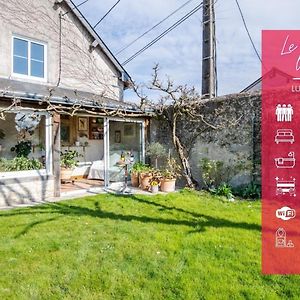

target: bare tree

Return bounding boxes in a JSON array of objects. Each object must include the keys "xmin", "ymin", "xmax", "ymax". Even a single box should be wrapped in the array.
[{"xmin": 136, "ymin": 64, "xmax": 242, "ymax": 189}]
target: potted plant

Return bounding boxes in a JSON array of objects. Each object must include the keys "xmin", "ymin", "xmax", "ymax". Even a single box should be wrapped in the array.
[
  {"xmin": 150, "ymin": 180, "xmax": 159, "ymax": 194},
  {"xmin": 130, "ymin": 162, "xmax": 144, "ymax": 187},
  {"xmin": 149, "ymin": 170, "xmax": 162, "ymax": 193},
  {"xmin": 0, "ymin": 129, "xmax": 5, "ymax": 152},
  {"xmin": 160, "ymin": 158, "xmax": 181, "ymax": 193},
  {"xmin": 3, "ymin": 157, "xmax": 42, "ymax": 172},
  {"xmin": 60, "ymin": 150, "xmax": 80, "ymax": 182},
  {"xmin": 146, "ymin": 142, "xmax": 167, "ymax": 169},
  {"xmin": 139, "ymin": 165, "xmax": 153, "ymax": 190}
]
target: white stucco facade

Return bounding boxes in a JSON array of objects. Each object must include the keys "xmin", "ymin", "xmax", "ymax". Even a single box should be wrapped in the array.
[
  {"xmin": 0, "ymin": 0, "xmax": 126, "ymax": 101},
  {"xmin": 0, "ymin": 0, "xmax": 139, "ymax": 207}
]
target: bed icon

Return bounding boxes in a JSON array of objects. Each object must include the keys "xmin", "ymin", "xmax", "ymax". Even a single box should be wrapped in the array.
[{"xmin": 275, "ymin": 129, "xmax": 294, "ymax": 144}]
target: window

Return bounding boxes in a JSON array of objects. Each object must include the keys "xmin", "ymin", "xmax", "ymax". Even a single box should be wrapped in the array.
[
  {"xmin": 0, "ymin": 111, "xmax": 52, "ymax": 178},
  {"xmin": 12, "ymin": 37, "xmax": 46, "ymax": 80}
]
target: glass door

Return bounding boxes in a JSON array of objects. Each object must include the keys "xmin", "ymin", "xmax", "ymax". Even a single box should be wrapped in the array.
[{"xmin": 104, "ymin": 119, "xmax": 144, "ymax": 186}]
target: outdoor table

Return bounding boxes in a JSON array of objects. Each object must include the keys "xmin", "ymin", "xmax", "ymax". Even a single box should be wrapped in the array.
[{"xmin": 116, "ymin": 158, "xmax": 134, "ymax": 194}]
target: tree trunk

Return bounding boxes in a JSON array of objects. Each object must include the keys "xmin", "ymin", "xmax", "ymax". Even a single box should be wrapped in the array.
[
  {"xmin": 171, "ymin": 116, "xmax": 196, "ymax": 189},
  {"xmin": 174, "ymin": 135, "xmax": 195, "ymax": 188}
]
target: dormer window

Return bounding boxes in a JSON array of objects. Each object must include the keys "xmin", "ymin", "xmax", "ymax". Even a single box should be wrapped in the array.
[{"xmin": 12, "ymin": 36, "xmax": 47, "ymax": 80}]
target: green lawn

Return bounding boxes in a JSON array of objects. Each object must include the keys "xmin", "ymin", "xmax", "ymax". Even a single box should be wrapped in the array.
[{"xmin": 0, "ymin": 190, "xmax": 299, "ymax": 299}]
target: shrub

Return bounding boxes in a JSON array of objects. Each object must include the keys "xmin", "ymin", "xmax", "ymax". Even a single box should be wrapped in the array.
[
  {"xmin": 0, "ymin": 157, "xmax": 42, "ymax": 171},
  {"xmin": 210, "ymin": 183, "xmax": 234, "ymax": 199},
  {"xmin": 200, "ymin": 158, "xmax": 225, "ymax": 189},
  {"xmin": 60, "ymin": 150, "xmax": 80, "ymax": 169},
  {"xmin": 232, "ymin": 183, "xmax": 261, "ymax": 199},
  {"xmin": 0, "ymin": 159, "xmax": 5, "ymax": 172},
  {"xmin": 199, "ymin": 157, "xmax": 250, "ymax": 189},
  {"xmin": 161, "ymin": 158, "xmax": 181, "ymax": 180},
  {"xmin": 131, "ymin": 162, "xmax": 151, "ymax": 174},
  {"xmin": 11, "ymin": 141, "xmax": 32, "ymax": 158}
]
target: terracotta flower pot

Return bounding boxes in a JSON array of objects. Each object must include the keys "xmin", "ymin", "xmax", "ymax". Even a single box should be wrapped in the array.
[
  {"xmin": 61, "ymin": 168, "xmax": 74, "ymax": 182},
  {"xmin": 131, "ymin": 172, "xmax": 139, "ymax": 187},
  {"xmin": 139, "ymin": 173, "xmax": 152, "ymax": 190},
  {"xmin": 160, "ymin": 178, "xmax": 176, "ymax": 192}
]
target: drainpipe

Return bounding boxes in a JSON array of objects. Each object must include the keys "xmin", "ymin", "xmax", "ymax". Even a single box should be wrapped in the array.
[
  {"xmin": 251, "ymin": 110, "xmax": 256, "ymax": 184},
  {"xmin": 103, "ymin": 117, "xmax": 110, "ymax": 188}
]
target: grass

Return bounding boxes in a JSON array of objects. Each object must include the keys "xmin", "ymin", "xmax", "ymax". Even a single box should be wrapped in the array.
[{"xmin": 0, "ymin": 189, "xmax": 299, "ymax": 299}]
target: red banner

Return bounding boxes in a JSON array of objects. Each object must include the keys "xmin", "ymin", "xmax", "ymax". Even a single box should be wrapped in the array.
[{"xmin": 262, "ymin": 30, "xmax": 300, "ymax": 274}]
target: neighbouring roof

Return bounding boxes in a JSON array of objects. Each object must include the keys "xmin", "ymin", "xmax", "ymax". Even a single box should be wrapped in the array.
[
  {"xmin": 59, "ymin": 0, "xmax": 131, "ymax": 85},
  {"xmin": 241, "ymin": 68, "xmax": 294, "ymax": 93},
  {"xmin": 0, "ymin": 78, "xmax": 147, "ymax": 115}
]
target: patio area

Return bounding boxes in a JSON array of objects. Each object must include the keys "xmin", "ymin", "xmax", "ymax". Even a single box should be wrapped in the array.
[{"xmin": 61, "ymin": 178, "xmax": 105, "ymax": 194}]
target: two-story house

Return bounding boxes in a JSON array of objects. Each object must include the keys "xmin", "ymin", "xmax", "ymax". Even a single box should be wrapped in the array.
[{"xmin": 0, "ymin": 0, "xmax": 148, "ymax": 206}]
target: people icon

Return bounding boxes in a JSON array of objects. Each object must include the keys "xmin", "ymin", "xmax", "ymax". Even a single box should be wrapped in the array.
[
  {"xmin": 276, "ymin": 104, "xmax": 293, "ymax": 122},
  {"xmin": 276, "ymin": 104, "xmax": 281, "ymax": 121},
  {"xmin": 287, "ymin": 104, "xmax": 293, "ymax": 121}
]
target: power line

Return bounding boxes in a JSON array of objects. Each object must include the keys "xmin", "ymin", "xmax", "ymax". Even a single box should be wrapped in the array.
[
  {"xmin": 62, "ymin": 0, "xmax": 89, "ymax": 16},
  {"xmin": 116, "ymin": 0, "xmax": 195, "ymax": 55},
  {"xmin": 122, "ymin": 3, "xmax": 203, "ymax": 66},
  {"xmin": 234, "ymin": 0, "xmax": 262, "ymax": 63},
  {"xmin": 94, "ymin": 0, "xmax": 121, "ymax": 29}
]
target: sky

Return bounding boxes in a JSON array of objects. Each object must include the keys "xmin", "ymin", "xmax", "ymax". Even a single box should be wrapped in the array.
[{"xmin": 72, "ymin": 0, "xmax": 300, "ymax": 101}]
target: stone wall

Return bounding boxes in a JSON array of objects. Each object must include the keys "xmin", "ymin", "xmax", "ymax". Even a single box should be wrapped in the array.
[{"xmin": 150, "ymin": 91, "xmax": 261, "ymax": 188}]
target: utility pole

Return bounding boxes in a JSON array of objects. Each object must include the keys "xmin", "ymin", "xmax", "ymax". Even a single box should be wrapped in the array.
[{"xmin": 202, "ymin": 0, "xmax": 216, "ymax": 98}]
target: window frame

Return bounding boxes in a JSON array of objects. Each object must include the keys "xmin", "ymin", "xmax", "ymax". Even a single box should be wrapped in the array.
[
  {"xmin": 0, "ymin": 110, "xmax": 53, "ymax": 179},
  {"xmin": 11, "ymin": 35, "xmax": 47, "ymax": 82}
]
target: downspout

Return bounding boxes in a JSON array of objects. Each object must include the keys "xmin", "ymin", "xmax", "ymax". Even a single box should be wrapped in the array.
[
  {"xmin": 57, "ymin": 11, "xmax": 62, "ymax": 87},
  {"xmin": 251, "ymin": 110, "xmax": 256, "ymax": 184}
]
